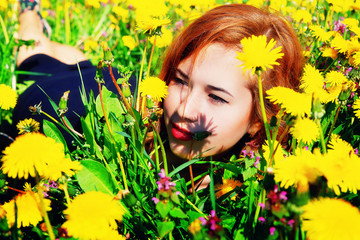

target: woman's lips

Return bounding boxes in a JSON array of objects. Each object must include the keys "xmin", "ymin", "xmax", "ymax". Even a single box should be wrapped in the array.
[{"xmin": 171, "ymin": 123, "xmax": 193, "ymax": 141}]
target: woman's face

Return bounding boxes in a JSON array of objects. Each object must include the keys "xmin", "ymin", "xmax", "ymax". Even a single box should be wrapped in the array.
[{"xmin": 163, "ymin": 44, "xmax": 255, "ymax": 159}]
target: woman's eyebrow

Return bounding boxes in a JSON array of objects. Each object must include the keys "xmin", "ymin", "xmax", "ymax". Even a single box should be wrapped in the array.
[
  {"xmin": 175, "ymin": 69, "xmax": 189, "ymax": 80},
  {"xmin": 207, "ymin": 85, "xmax": 234, "ymax": 98}
]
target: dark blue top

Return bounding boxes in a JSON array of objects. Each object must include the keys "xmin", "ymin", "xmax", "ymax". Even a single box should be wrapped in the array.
[{"xmin": 1, "ymin": 54, "xmax": 136, "ymax": 150}]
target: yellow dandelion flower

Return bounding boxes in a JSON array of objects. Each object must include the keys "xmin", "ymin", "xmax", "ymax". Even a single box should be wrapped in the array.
[
  {"xmin": 309, "ymin": 25, "xmax": 335, "ymax": 42},
  {"xmin": 320, "ymin": 135, "xmax": 360, "ymax": 195},
  {"xmin": 122, "ymin": 36, "xmax": 137, "ymax": 50},
  {"xmin": 0, "ymin": 0, "xmax": 7, "ymax": 10},
  {"xmin": 325, "ymin": 71, "xmax": 348, "ymax": 87},
  {"xmin": 0, "ymin": 84, "xmax": 17, "ymax": 110},
  {"xmin": 149, "ymin": 28, "xmax": 173, "ymax": 48},
  {"xmin": 23, "ymin": 182, "xmax": 32, "ymax": 191},
  {"xmin": 269, "ymin": 0, "xmax": 286, "ymax": 12},
  {"xmin": 322, "ymin": 47, "xmax": 337, "ymax": 59},
  {"xmin": 109, "ymin": 14, "xmax": 118, "ymax": 24},
  {"xmin": 112, "ymin": 5, "xmax": 128, "ymax": 19},
  {"xmin": 343, "ymin": 18, "xmax": 360, "ymax": 36},
  {"xmin": 300, "ymin": 64, "xmax": 324, "ymax": 94},
  {"xmin": 261, "ymin": 139, "xmax": 284, "ymax": 164},
  {"xmin": 328, "ymin": 0, "xmax": 353, "ymax": 12},
  {"xmin": 214, "ymin": 178, "xmax": 242, "ymax": 200},
  {"xmin": 331, "ymin": 33, "xmax": 351, "ymax": 54},
  {"xmin": 62, "ymin": 191, "xmax": 125, "ymax": 240},
  {"xmin": 2, "ymin": 191, "xmax": 51, "ymax": 228},
  {"xmin": 1, "ymin": 133, "xmax": 81, "ymax": 180},
  {"xmin": 292, "ymin": 9, "xmax": 312, "ymax": 24},
  {"xmin": 16, "ymin": 118, "xmax": 40, "ymax": 134},
  {"xmin": 353, "ymin": 99, "xmax": 360, "ymax": 119},
  {"xmin": 302, "ymin": 198, "xmax": 360, "ymax": 240},
  {"xmin": 353, "ymin": 50, "xmax": 360, "ymax": 66},
  {"xmin": 136, "ymin": 15, "xmax": 170, "ymax": 33},
  {"xmin": 139, "ymin": 76, "xmax": 168, "ymax": 101},
  {"xmin": 41, "ymin": 0, "xmax": 51, "ymax": 8},
  {"xmin": 266, "ymin": 86, "xmax": 312, "ymax": 117},
  {"xmin": 274, "ymin": 149, "xmax": 321, "ymax": 190},
  {"xmin": 245, "ymin": 0, "xmax": 264, "ymax": 8},
  {"xmin": 349, "ymin": 37, "xmax": 360, "ymax": 54},
  {"xmin": 237, "ymin": 35, "xmax": 284, "ymax": 75},
  {"xmin": 131, "ymin": 0, "xmax": 169, "ymax": 19},
  {"xmin": 85, "ymin": 0, "xmax": 101, "ymax": 8},
  {"xmin": 0, "ymin": 206, "xmax": 5, "ymax": 219},
  {"xmin": 189, "ymin": 219, "xmax": 202, "ymax": 235},
  {"xmin": 290, "ymin": 118, "xmax": 319, "ymax": 145},
  {"xmin": 84, "ymin": 39, "xmax": 98, "ymax": 52}
]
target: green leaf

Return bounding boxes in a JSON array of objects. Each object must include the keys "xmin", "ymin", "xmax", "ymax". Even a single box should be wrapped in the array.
[
  {"xmin": 42, "ymin": 119, "xmax": 68, "ymax": 151},
  {"xmin": 187, "ymin": 211, "xmax": 204, "ymax": 222},
  {"xmin": 157, "ymin": 221, "xmax": 175, "ymax": 238},
  {"xmin": 81, "ymin": 117, "xmax": 96, "ymax": 154},
  {"xmin": 76, "ymin": 159, "xmax": 116, "ymax": 196},
  {"xmin": 242, "ymin": 167, "xmax": 257, "ymax": 181},
  {"xmin": 169, "ymin": 208, "xmax": 188, "ymax": 219},
  {"xmin": 156, "ymin": 201, "xmax": 173, "ymax": 218},
  {"xmin": 95, "ymin": 85, "xmax": 125, "ymax": 119}
]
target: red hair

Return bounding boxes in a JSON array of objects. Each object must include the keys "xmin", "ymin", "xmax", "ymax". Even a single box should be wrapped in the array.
[{"xmin": 159, "ymin": 4, "xmax": 304, "ymax": 148}]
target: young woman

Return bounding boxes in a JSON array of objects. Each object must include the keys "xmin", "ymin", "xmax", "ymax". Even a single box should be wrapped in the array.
[{"xmin": 158, "ymin": 4, "xmax": 303, "ymax": 180}]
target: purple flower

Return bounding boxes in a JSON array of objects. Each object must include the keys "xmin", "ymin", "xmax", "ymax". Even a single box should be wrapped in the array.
[
  {"xmin": 258, "ymin": 202, "xmax": 265, "ymax": 209},
  {"xmin": 333, "ymin": 17, "xmax": 346, "ymax": 34},
  {"xmin": 254, "ymin": 157, "xmax": 260, "ymax": 168},
  {"xmin": 270, "ymin": 226, "xmax": 276, "ymax": 235},
  {"xmin": 279, "ymin": 191, "xmax": 287, "ymax": 201},
  {"xmin": 175, "ymin": 20, "xmax": 184, "ymax": 30},
  {"xmin": 159, "ymin": 169, "xmax": 166, "ymax": 178},
  {"xmin": 152, "ymin": 197, "xmax": 159, "ymax": 204},
  {"xmin": 287, "ymin": 219, "xmax": 295, "ymax": 228},
  {"xmin": 258, "ymin": 217, "xmax": 266, "ymax": 223},
  {"xmin": 199, "ymin": 217, "xmax": 207, "ymax": 225}
]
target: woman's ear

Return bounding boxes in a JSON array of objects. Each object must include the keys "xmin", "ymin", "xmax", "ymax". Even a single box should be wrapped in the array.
[{"xmin": 248, "ymin": 121, "xmax": 262, "ymax": 137}]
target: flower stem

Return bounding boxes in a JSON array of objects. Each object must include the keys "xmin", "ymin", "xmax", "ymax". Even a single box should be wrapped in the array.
[
  {"xmin": 325, "ymin": 104, "xmax": 341, "ymax": 146},
  {"xmin": 317, "ymin": 120, "xmax": 327, "ymax": 154},
  {"xmin": 98, "ymin": 83, "xmax": 128, "ymax": 190},
  {"xmin": 64, "ymin": 0, "xmax": 71, "ymax": 44},
  {"xmin": 35, "ymin": 173, "xmax": 55, "ymax": 240},
  {"xmin": 0, "ymin": 14, "xmax": 9, "ymax": 44},
  {"xmin": 147, "ymin": 35, "xmax": 156, "ymax": 75},
  {"xmin": 151, "ymin": 121, "xmax": 167, "ymax": 174},
  {"xmin": 63, "ymin": 180, "xmax": 71, "ymax": 205},
  {"xmin": 136, "ymin": 38, "xmax": 148, "ymax": 111},
  {"xmin": 188, "ymin": 142, "xmax": 196, "ymax": 199},
  {"xmin": 178, "ymin": 192, "xmax": 206, "ymax": 219},
  {"xmin": 61, "ymin": 115, "xmax": 84, "ymax": 138},
  {"xmin": 108, "ymin": 65, "xmax": 140, "ymax": 132},
  {"xmin": 257, "ymin": 74, "xmax": 272, "ymax": 152}
]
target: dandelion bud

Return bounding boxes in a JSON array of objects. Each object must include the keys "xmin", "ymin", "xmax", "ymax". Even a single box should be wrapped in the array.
[
  {"xmin": 123, "ymin": 192, "xmax": 137, "ymax": 207},
  {"xmin": 102, "ymin": 42, "xmax": 114, "ymax": 65},
  {"xmin": 339, "ymin": 89, "xmax": 351, "ymax": 101},
  {"xmin": 146, "ymin": 96, "xmax": 154, "ymax": 109},
  {"xmin": 29, "ymin": 102, "xmax": 42, "ymax": 115},
  {"xmin": 312, "ymin": 99, "xmax": 325, "ymax": 119},
  {"xmin": 58, "ymin": 91, "xmax": 70, "ymax": 115},
  {"xmin": 121, "ymin": 82, "xmax": 132, "ymax": 98},
  {"xmin": 95, "ymin": 61, "xmax": 104, "ymax": 83}
]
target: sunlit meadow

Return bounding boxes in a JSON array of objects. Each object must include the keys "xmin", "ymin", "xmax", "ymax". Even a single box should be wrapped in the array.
[{"xmin": 1, "ymin": 0, "xmax": 360, "ymax": 239}]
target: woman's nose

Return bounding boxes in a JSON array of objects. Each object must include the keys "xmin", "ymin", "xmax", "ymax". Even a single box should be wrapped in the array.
[{"xmin": 179, "ymin": 90, "xmax": 201, "ymax": 122}]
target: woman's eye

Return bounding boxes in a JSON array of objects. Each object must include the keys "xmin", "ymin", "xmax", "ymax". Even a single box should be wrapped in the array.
[
  {"xmin": 209, "ymin": 94, "xmax": 228, "ymax": 104},
  {"xmin": 174, "ymin": 77, "xmax": 188, "ymax": 85},
  {"xmin": 173, "ymin": 77, "xmax": 188, "ymax": 86}
]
